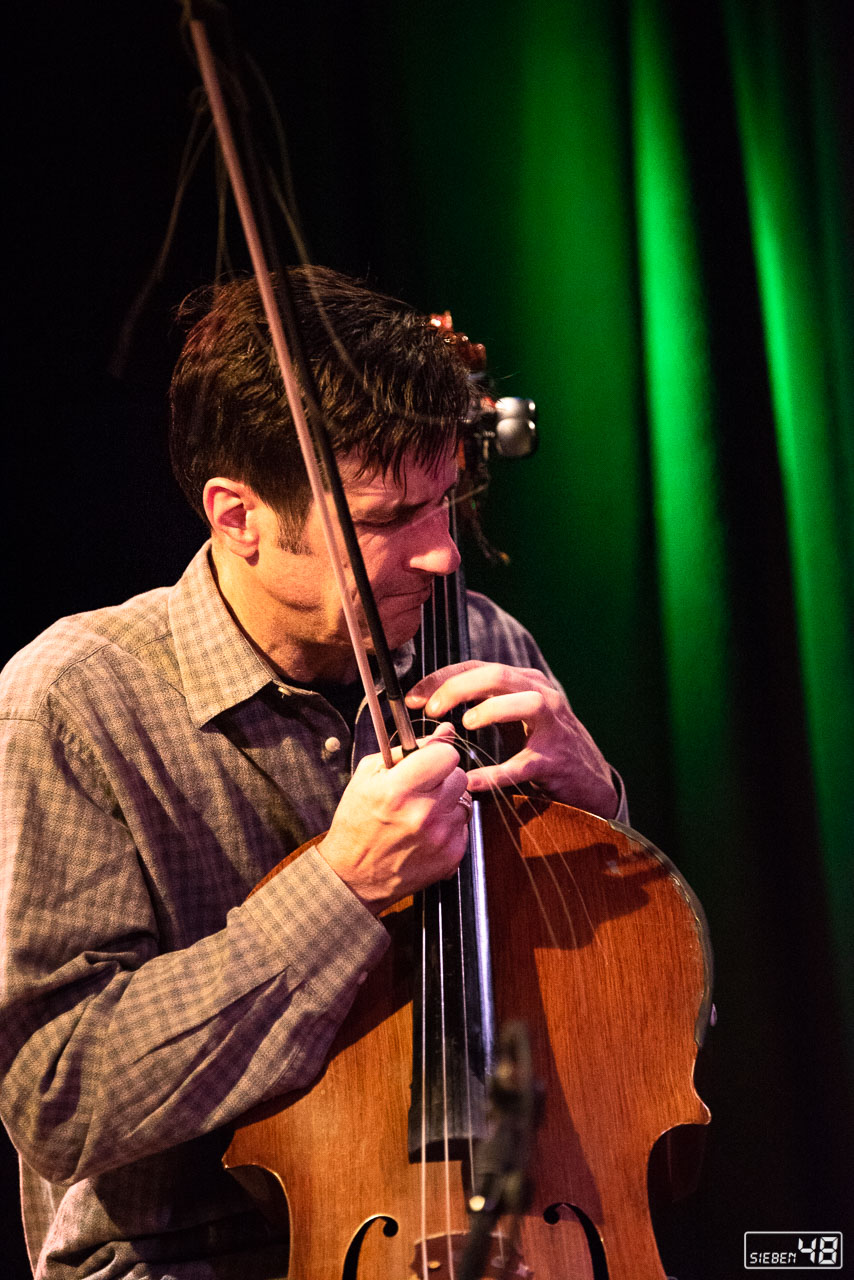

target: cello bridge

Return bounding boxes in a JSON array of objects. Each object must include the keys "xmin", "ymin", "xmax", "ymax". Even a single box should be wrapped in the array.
[{"xmin": 410, "ymin": 1232, "xmax": 532, "ymax": 1278}]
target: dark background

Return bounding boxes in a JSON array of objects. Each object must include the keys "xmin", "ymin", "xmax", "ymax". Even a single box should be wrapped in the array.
[{"xmin": 5, "ymin": 4, "xmax": 852, "ymax": 1278}]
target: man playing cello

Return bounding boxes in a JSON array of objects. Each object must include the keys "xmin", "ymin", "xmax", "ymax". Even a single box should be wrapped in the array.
[{"xmin": 0, "ymin": 267, "xmax": 624, "ymax": 1279}]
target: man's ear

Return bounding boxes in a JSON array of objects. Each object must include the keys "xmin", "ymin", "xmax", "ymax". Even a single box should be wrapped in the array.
[{"xmin": 203, "ymin": 478, "xmax": 261, "ymax": 559}]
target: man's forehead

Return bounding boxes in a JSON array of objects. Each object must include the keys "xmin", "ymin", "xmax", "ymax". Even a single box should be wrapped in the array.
[{"xmin": 339, "ymin": 448, "xmax": 458, "ymax": 504}]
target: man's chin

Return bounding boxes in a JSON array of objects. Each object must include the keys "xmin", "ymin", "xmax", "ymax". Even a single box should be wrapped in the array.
[{"xmin": 378, "ymin": 601, "xmax": 426, "ymax": 650}]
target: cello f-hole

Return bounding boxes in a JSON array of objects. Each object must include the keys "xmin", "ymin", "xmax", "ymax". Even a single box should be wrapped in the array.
[
  {"xmin": 342, "ymin": 1214, "xmax": 399, "ymax": 1279},
  {"xmin": 543, "ymin": 1202, "xmax": 608, "ymax": 1279}
]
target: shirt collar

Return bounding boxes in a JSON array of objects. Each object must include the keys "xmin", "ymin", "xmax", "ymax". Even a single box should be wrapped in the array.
[
  {"xmin": 169, "ymin": 543, "xmax": 417, "ymax": 727},
  {"xmin": 169, "ymin": 543, "xmax": 274, "ymax": 727}
]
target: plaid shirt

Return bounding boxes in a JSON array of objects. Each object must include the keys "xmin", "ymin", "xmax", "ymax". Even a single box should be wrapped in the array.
[{"xmin": 0, "ymin": 544, "xmax": 624, "ymax": 1279}]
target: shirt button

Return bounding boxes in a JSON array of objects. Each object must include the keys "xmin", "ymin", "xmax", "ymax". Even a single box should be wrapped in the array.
[{"xmin": 324, "ymin": 736, "xmax": 342, "ymax": 754}]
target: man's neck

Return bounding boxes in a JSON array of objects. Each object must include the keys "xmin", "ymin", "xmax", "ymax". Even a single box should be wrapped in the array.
[{"xmin": 208, "ymin": 544, "xmax": 359, "ymax": 684}]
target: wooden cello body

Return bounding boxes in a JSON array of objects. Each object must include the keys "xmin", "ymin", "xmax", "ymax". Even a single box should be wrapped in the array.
[{"xmin": 225, "ymin": 796, "xmax": 712, "ymax": 1279}]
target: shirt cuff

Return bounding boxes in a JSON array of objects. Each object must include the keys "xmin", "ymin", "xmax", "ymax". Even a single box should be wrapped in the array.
[{"xmin": 243, "ymin": 845, "xmax": 390, "ymax": 993}]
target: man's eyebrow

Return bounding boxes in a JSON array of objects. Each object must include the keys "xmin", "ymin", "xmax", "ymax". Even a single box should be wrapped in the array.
[{"xmin": 353, "ymin": 484, "xmax": 455, "ymax": 518}]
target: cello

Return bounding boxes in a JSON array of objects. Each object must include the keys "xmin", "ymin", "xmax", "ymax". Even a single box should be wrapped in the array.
[
  {"xmin": 222, "ymin": 398, "xmax": 713, "ymax": 1280},
  {"xmin": 188, "ymin": 11, "xmax": 713, "ymax": 1276}
]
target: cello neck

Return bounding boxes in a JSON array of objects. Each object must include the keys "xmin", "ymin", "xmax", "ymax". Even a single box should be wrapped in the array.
[{"xmin": 407, "ymin": 501, "xmax": 497, "ymax": 1160}]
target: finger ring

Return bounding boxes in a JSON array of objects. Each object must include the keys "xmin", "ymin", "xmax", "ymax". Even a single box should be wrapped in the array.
[{"xmin": 457, "ymin": 793, "xmax": 473, "ymax": 816}]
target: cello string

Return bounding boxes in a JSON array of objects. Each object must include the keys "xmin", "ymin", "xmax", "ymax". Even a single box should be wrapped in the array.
[
  {"xmin": 430, "ymin": 573, "xmax": 457, "ymax": 1277},
  {"xmin": 417, "ymin": 607, "xmax": 430, "ymax": 1280},
  {"xmin": 431, "ymin": 718, "xmax": 606, "ymax": 957},
  {"xmin": 403, "ymin": 498, "xmax": 607, "ymax": 957},
  {"xmin": 418, "ymin": 570, "xmax": 473, "ymax": 1275},
  {"xmin": 397, "ymin": 516, "xmax": 607, "ymax": 965},
  {"xmin": 470, "ymin": 753, "xmax": 600, "ymax": 958},
  {"xmin": 440, "ymin": 565, "xmax": 481, "ymax": 1192},
  {"xmin": 456, "ymin": 866, "xmax": 478, "ymax": 1195},
  {"xmin": 415, "ymin": 723, "xmax": 566, "ymax": 950},
  {"xmin": 444, "ymin": 730, "xmax": 615, "ymax": 993},
  {"xmin": 498, "ymin": 789, "xmax": 606, "ymax": 959},
  {"xmin": 419, "ymin": 890, "xmax": 429, "ymax": 1280},
  {"xmin": 435, "ymin": 554, "xmax": 488, "ymax": 1270},
  {"xmin": 436, "ymin": 899, "xmax": 457, "ymax": 1279},
  {"xmin": 407, "ymin": 693, "xmax": 609, "ymax": 995}
]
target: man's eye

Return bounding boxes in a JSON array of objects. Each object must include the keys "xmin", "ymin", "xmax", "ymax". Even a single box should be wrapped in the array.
[{"xmin": 356, "ymin": 514, "xmax": 399, "ymax": 529}]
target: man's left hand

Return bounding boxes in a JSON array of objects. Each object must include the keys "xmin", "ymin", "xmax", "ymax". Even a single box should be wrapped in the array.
[{"xmin": 406, "ymin": 661, "xmax": 619, "ymax": 819}]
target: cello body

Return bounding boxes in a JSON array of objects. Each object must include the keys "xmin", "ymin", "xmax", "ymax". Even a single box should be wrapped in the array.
[{"xmin": 225, "ymin": 796, "xmax": 712, "ymax": 1279}]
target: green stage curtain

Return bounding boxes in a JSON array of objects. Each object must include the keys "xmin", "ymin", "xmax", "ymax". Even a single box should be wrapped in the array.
[{"xmin": 343, "ymin": 0, "xmax": 852, "ymax": 1256}]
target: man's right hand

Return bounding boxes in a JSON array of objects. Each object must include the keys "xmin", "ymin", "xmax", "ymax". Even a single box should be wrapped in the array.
[{"xmin": 316, "ymin": 724, "xmax": 471, "ymax": 914}]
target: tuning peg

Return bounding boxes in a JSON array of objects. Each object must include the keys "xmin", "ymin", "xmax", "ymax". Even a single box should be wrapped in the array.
[{"xmin": 493, "ymin": 398, "xmax": 538, "ymax": 459}]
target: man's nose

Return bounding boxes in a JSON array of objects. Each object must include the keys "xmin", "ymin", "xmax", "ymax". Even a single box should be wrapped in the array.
[{"xmin": 408, "ymin": 515, "xmax": 461, "ymax": 577}]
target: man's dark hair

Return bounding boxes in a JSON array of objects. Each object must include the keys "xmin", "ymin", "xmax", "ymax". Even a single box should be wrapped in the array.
[{"xmin": 169, "ymin": 266, "xmax": 474, "ymax": 543}]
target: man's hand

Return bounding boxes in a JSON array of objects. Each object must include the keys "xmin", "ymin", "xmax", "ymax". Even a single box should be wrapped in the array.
[
  {"xmin": 317, "ymin": 725, "xmax": 471, "ymax": 914},
  {"xmin": 406, "ymin": 661, "xmax": 618, "ymax": 819}
]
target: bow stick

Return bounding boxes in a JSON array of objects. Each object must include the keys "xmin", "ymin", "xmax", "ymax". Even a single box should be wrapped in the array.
[{"xmin": 188, "ymin": 8, "xmax": 417, "ymax": 767}]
